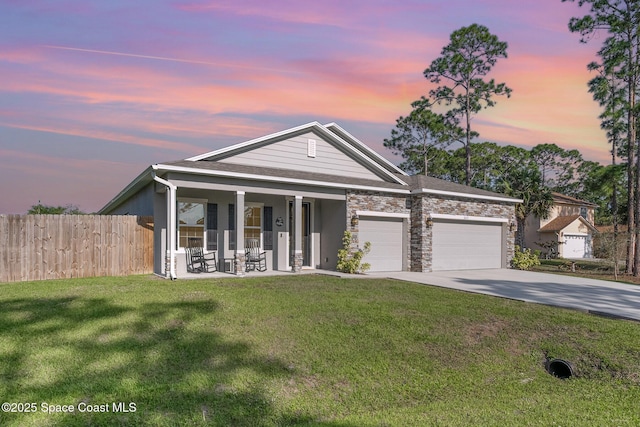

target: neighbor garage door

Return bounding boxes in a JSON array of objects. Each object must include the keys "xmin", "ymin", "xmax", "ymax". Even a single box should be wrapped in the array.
[
  {"xmin": 358, "ymin": 217, "xmax": 404, "ymax": 272},
  {"xmin": 432, "ymin": 220, "xmax": 503, "ymax": 271},
  {"xmin": 563, "ymin": 234, "xmax": 587, "ymax": 258}
]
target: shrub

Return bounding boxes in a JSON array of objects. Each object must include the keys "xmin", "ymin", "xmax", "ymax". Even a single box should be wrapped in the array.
[
  {"xmin": 337, "ymin": 231, "xmax": 371, "ymax": 274},
  {"xmin": 511, "ymin": 245, "xmax": 541, "ymax": 270}
]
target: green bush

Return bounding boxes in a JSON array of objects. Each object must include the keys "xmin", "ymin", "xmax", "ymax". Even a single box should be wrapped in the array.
[
  {"xmin": 511, "ymin": 245, "xmax": 541, "ymax": 270},
  {"xmin": 337, "ymin": 231, "xmax": 371, "ymax": 274}
]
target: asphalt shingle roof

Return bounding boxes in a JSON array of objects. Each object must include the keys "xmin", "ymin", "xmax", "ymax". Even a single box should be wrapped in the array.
[
  {"xmin": 403, "ymin": 174, "xmax": 520, "ymax": 200},
  {"xmin": 162, "ymin": 160, "xmax": 409, "ymax": 190},
  {"xmin": 538, "ymin": 215, "xmax": 582, "ymax": 232},
  {"xmin": 552, "ymin": 192, "xmax": 598, "ymax": 207},
  {"xmin": 161, "ymin": 160, "xmax": 520, "ymax": 202}
]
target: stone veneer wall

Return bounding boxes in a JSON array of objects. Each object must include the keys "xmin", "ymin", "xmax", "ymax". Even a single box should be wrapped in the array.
[
  {"xmin": 412, "ymin": 194, "xmax": 517, "ymax": 271},
  {"xmin": 346, "ymin": 190, "xmax": 411, "ymax": 270}
]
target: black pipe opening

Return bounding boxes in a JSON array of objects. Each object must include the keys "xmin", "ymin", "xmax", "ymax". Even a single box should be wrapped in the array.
[{"xmin": 546, "ymin": 358, "xmax": 574, "ymax": 379}]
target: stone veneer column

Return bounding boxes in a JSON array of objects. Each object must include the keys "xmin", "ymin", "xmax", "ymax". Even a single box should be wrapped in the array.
[
  {"xmin": 410, "ymin": 195, "xmax": 430, "ymax": 272},
  {"xmin": 165, "ymin": 251, "xmax": 177, "ymax": 278}
]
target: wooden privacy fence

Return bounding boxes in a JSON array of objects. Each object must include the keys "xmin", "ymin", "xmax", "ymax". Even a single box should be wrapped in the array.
[{"xmin": 0, "ymin": 215, "xmax": 154, "ymax": 283}]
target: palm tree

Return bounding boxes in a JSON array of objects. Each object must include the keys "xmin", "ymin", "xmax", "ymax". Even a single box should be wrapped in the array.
[{"xmin": 501, "ymin": 168, "xmax": 553, "ymax": 249}]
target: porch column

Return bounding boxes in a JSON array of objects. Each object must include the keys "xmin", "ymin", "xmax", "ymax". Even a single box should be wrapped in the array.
[
  {"xmin": 292, "ymin": 195, "xmax": 303, "ymax": 272},
  {"xmin": 235, "ymin": 191, "xmax": 246, "ymax": 276}
]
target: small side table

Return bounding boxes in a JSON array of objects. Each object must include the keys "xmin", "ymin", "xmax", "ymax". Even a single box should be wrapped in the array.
[{"xmin": 222, "ymin": 258, "xmax": 235, "ymax": 273}]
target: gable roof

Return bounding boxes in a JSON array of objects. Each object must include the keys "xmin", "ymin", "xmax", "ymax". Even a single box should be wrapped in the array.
[
  {"xmin": 539, "ymin": 215, "xmax": 597, "ymax": 232},
  {"xmin": 185, "ymin": 121, "xmax": 407, "ymax": 185},
  {"xmin": 552, "ymin": 192, "xmax": 598, "ymax": 207},
  {"xmin": 98, "ymin": 122, "xmax": 522, "ymax": 213}
]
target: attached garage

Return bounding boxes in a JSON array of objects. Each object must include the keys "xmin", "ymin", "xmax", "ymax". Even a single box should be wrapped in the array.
[
  {"xmin": 358, "ymin": 214, "xmax": 407, "ymax": 272},
  {"xmin": 431, "ymin": 217, "xmax": 505, "ymax": 271}
]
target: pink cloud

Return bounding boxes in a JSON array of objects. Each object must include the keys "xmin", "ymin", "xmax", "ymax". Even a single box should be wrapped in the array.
[
  {"xmin": 1, "ymin": 28, "xmax": 609, "ymax": 165},
  {"xmin": 0, "ymin": 122, "xmax": 205, "ymax": 154},
  {"xmin": 176, "ymin": 0, "xmax": 358, "ymax": 28}
]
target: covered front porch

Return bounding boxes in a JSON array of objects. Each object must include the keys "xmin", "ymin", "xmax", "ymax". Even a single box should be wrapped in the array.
[{"xmin": 154, "ymin": 174, "xmax": 347, "ymax": 278}]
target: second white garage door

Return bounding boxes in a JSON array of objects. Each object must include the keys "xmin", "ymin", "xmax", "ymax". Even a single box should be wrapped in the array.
[
  {"xmin": 359, "ymin": 217, "xmax": 404, "ymax": 272},
  {"xmin": 432, "ymin": 220, "xmax": 503, "ymax": 271}
]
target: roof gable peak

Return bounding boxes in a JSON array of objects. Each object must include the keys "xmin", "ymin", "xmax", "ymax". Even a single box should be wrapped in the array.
[{"xmin": 186, "ymin": 122, "xmax": 407, "ymax": 185}]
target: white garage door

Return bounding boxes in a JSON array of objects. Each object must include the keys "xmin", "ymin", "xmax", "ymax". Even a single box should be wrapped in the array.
[
  {"xmin": 359, "ymin": 217, "xmax": 404, "ymax": 272},
  {"xmin": 432, "ymin": 220, "xmax": 503, "ymax": 271},
  {"xmin": 563, "ymin": 234, "xmax": 587, "ymax": 258}
]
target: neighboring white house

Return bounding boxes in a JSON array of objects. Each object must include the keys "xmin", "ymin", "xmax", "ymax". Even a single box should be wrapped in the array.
[
  {"xmin": 100, "ymin": 122, "xmax": 521, "ymax": 278},
  {"xmin": 524, "ymin": 192, "xmax": 598, "ymax": 259}
]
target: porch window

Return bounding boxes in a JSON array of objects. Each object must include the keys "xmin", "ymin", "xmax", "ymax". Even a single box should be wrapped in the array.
[
  {"xmin": 244, "ymin": 205, "xmax": 262, "ymax": 244},
  {"xmin": 178, "ymin": 201, "xmax": 205, "ymax": 248}
]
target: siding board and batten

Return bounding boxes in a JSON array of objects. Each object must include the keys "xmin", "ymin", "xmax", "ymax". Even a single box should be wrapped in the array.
[
  {"xmin": 218, "ymin": 132, "xmax": 383, "ymax": 181},
  {"xmin": 0, "ymin": 215, "xmax": 153, "ymax": 283}
]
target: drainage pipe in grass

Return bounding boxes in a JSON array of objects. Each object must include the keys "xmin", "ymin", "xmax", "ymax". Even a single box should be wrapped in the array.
[
  {"xmin": 545, "ymin": 358, "xmax": 574, "ymax": 379},
  {"xmin": 152, "ymin": 170, "xmax": 177, "ymax": 280}
]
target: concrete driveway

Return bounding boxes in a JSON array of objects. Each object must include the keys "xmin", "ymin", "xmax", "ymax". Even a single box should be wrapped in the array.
[{"xmin": 371, "ymin": 269, "xmax": 640, "ymax": 321}]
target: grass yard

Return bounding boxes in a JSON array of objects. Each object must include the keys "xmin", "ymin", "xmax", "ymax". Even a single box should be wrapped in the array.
[
  {"xmin": 534, "ymin": 259, "xmax": 640, "ymax": 285},
  {"xmin": 0, "ymin": 274, "xmax": 639, "ymax": 426}
]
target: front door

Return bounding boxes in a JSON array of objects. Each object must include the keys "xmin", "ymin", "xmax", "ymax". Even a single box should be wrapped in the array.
[{"xmin": 289, "ymin": 201, "xmax": 311, "ymax": 267}]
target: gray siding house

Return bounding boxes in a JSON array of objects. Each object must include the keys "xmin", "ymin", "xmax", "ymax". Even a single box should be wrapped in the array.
[{"xmin": 100, "ymin": 122, "xmax": 521, "ymax": 278}]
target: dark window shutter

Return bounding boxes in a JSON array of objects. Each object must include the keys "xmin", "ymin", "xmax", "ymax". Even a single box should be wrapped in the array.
[
  {"xmin": 228, "ymin": 204, "xmax": 235, "ymax": 230},
  {"xmin": 264, "ymin": 206, "xmax": 273, "ymax": 250},
  {"xmin": 207, "ymin": 203, "xmax": 217, "ymax": 251},
  {"xmin": 228, "ymin": 204, "xmax": 235, "ymax": 250}
]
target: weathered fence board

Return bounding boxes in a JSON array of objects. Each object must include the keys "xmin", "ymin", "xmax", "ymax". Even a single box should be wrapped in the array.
[{"xmin": 0, "ymin": 215, "xmax": 154, "ymax": 283}]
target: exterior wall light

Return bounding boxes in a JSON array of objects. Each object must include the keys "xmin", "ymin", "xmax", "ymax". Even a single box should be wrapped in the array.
[
  {"xmin": 509, "ymin": 222, "xmax": 517, "ymax": 232},
  {"xmin": 426, "ymin": 217, "xmax": 434, "ymax": 228},
  {"xmin": 351, "ymin": 215, "xmax": 359, "ymax": 226}
]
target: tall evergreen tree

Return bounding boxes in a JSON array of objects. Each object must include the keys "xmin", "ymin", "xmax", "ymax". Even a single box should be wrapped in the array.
[
  {"xmin": 530, "ymin": 143, "xmax": 585, "ymax": 196},
  {"xmin": 563, "ymin": 0, "xmax": 640, "ymax": 274},
  {"xmin": 421, "ymin": 23, "xmax": 512, "ymax": 185},
  {"xmin": 588, "ymin": 51, "xmax": 628, "ymax": 277},
  {"xmin": 383, "ymin": 107, "xmax": 462, "ymax": 175}
]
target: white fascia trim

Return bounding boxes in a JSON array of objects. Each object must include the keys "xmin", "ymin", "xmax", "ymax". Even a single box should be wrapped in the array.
[
  {"xmin": 186, "ymin": 121, "xmax": 407, "ymax": 186},
  {"xmin": 429, "ymin": 213, "xmax": 509, "ymax": 223},
  {"xmin": 576, "ymin": 217, "xmax": 599, "ymax": 232},
  {"xmin": 98, "ymin": 166, "xmax": 153, "ymax": 214},
  {"xmin": 156, "ymin": 164, "xmax": 411, "ymax": 194},
  {"xmin": 324, "ymin": 122, "xmax": 409, "ymax": 176},
  {"xmin": 564, "ymin": 233, "xmax": 590, "ymax": 236},
  {"xmin": 356, "ymin": 210, "xmax": 410, "ymax": 219},
  {"xmin": 416, "ymin": 188, "xmax": 522, "ymax": 203}
]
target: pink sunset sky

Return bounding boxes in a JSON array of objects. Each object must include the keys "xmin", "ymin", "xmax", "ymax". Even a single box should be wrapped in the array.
[{"xmin": 0, "ymin": 0, "xmax": 610, "ymax": 213}]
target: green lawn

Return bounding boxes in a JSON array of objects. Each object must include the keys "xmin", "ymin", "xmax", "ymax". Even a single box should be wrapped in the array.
[{"xmin": 0, "ymin": 274, "xmax": 638, "ymax": 426}]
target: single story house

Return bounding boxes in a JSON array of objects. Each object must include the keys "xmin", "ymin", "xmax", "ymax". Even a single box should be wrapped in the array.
[
  {"xmin": 524, "ymin": 192, "xmax": 598, "ymax": 258},
  {"xmin": 99, "ymin": 122, "xmax": 521, "ymax": 278}
]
